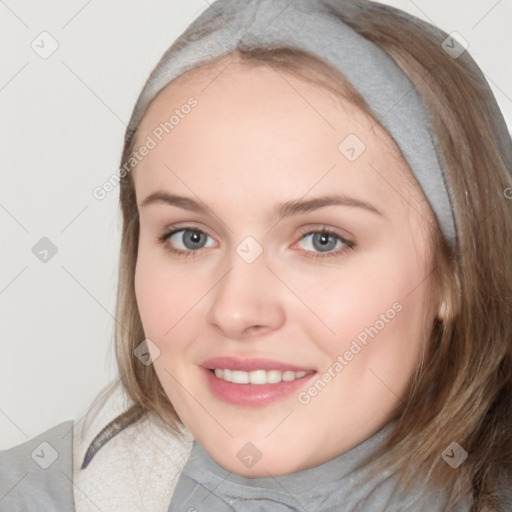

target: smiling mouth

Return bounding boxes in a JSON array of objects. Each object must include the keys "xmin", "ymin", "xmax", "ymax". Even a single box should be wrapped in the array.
[
  {"xmin": 211, "ymin": 368, "xmax": 311, "ymax": 385},
  {"xmin": 202, "ymin": 359, "xmax": 316, "ymax": 406}
]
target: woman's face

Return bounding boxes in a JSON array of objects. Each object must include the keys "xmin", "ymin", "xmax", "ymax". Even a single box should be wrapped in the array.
[{"xmin": 133, "ymin": 57, "xmax": 439, "ymax": 477}]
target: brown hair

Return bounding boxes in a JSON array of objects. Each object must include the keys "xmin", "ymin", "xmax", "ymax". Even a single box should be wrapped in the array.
[{"xmin": 82, "ymin": 1, "xmax": 512, "ymax": 509}]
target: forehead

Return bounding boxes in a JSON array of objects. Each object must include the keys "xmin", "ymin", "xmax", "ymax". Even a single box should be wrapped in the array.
[{"xmin": 133, "ymin": 58, "xmax": 428, "ymax": 219}]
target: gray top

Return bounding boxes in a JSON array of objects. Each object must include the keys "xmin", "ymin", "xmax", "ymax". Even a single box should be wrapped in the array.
[
  {"xmin": 4, "ymin": 418, "xmax": 506, "ymax": 511},
  {"xmin": 0, "ymin": 420, "xmax": 75, "ymax": 511},
  {"xmin": 167, "ymin": 422, "xmax": 471, "ymax": 511}
]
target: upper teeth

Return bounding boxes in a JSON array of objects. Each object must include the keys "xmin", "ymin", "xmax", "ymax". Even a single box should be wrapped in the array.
[{"xmin": 213, "ymin": 368, "xmax": 308, "ymax": 385}]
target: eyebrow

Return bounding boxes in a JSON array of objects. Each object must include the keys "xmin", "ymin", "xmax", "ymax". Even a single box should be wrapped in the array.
[{"xmin": 139, "ymin": 192, "xmax": 383, "ymax": 218}]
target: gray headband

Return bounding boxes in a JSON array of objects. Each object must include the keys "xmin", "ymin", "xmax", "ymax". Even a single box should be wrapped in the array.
[{"xmin": 126, "ymin": 0, "xmax": 456, "ymax": 246}]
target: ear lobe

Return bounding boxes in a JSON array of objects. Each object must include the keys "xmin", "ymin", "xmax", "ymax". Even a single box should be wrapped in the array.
[
  {"xmin": 437, "ymin": 272, "xmax": 460, "ymax": 322},
  {"xmin": 437, "ymin": 300, "xmax": 448, "ymax": 322}
]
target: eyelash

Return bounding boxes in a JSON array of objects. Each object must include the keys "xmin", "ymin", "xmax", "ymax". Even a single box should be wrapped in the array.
[
  {"xmin": 156, "ymin": 225, "xmax": 355, "ymax": 260},
  {"xmin": 295, "ymin": 226, "xmax": 355, "ymax": 259}
]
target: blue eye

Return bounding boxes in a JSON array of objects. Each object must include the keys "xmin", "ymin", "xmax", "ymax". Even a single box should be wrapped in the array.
[
  {"xmin": 296, "ymin": 229, "xmax": 354, "ymax": 258},
  {"xmin": 158, "ymin": 228, "xmax": 215, "ymax": 255},
  {"xmin": 301, "ymin": 232, "xmax": 340, "ymax": 252},
  {"xmin": 157, "ymin": 226, "xmax": 354, "ymax": 259}
]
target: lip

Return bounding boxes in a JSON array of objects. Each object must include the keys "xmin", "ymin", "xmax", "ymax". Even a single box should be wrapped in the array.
[
  {"xmin": 200, "ymin": 357, "xmax": 316, "ymax": 407},
  {"xmin": 201, "ymin": 356, "xmax": 314, "ymax": 372}
]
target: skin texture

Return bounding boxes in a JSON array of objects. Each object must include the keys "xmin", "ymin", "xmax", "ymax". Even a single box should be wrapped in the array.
[{"xmin": 132, "ymin": 55, "xmax": 441, "ymax": 477}]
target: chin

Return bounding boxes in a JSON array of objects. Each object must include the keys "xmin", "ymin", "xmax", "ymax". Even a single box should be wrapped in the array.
[{"xmin": 204, "ymin": 439, "xmax": 313, "ymax": 478}]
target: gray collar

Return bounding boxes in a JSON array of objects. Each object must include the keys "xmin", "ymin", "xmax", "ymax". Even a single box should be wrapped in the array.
[{"xmin": 167, "ymin": 421, "xmax": 467, "ymax": 511}]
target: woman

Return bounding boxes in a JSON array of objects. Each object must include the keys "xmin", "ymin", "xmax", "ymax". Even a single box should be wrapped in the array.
[{"xmin": 2, "ymin": 1, "xmax": 511, "ymax": 510}]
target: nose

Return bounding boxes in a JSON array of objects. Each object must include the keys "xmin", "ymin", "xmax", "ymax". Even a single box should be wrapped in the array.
[{"xmin": 205, "ymin": 252, "xmax": 286, "ymax": 340}]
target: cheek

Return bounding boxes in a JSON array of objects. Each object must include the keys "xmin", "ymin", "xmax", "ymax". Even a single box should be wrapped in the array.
[
  {"xmin": 295, "ymin": 250, "xmax": 428, "ymax": 362},
  {"xmin": 134, "ymin": 260, "xmax": 172, "ymax": 338},
  {"xmin": 134, "ymin": 246, "xmax": 223, "ymax": 375},
  {"xmin": 134, "ymin": 250, "xmax": 200, "ymax": 341}
]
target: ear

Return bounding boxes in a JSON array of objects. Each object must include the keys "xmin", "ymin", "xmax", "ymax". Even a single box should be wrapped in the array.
[
  {"xmin": 436, "ymin": 273, "xmax": 459, "ymax": 322},
  {"xmin": 437, "ymin": 300, "xmax": 449, "ymax": 322}
]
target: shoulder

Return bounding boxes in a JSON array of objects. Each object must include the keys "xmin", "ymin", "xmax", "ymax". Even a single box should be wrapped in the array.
[{"xmin": 0, "ymin": 419, "xmax": 75, "ymax": 511}]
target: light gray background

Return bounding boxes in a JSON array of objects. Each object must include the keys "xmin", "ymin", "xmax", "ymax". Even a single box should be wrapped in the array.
[{"xmin": 1, "ymin": 0, "xmax": 511, "ymax": 449}]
